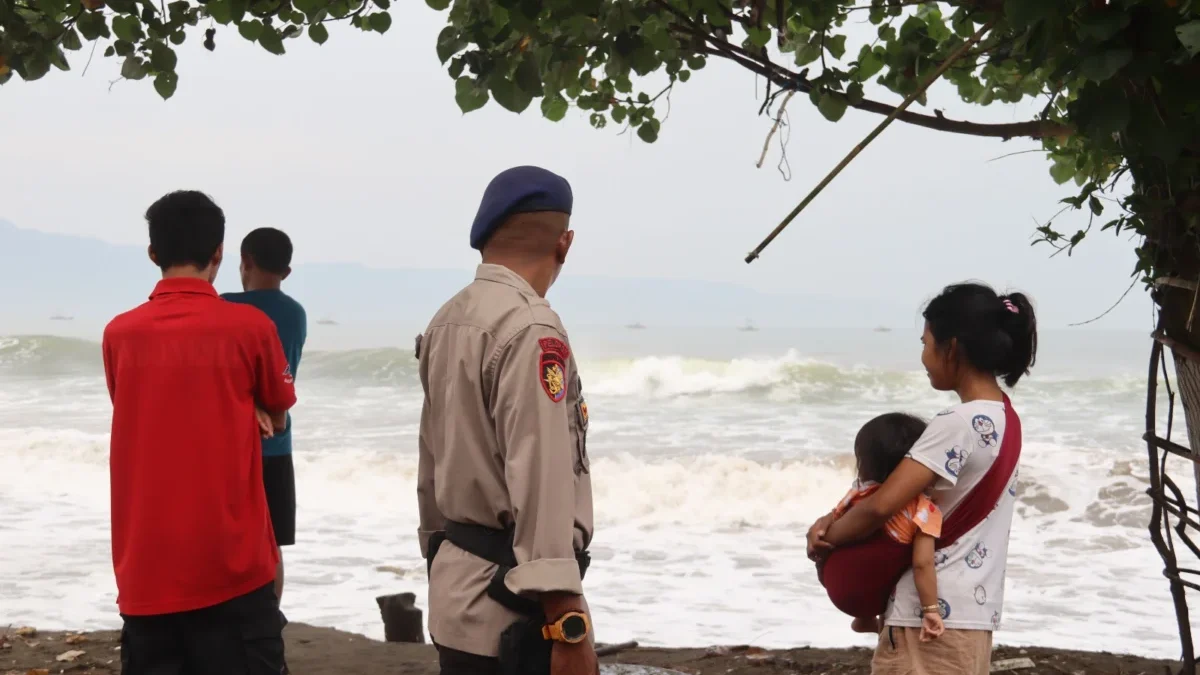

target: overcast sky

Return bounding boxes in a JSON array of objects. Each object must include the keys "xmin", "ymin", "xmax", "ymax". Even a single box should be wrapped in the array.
[{"xmin": 0, "ymin": 7, "xmax": 1152, "ymax": 329}]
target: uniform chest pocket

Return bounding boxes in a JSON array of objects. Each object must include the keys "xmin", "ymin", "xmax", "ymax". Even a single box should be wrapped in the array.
[{"xmin": 571, "ymin": 376, "xmax": 590, "ymax": 475}]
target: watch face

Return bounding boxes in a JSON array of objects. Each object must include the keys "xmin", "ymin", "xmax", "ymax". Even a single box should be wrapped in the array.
[{"xmin": 561, "ymin": 615, "xmax": 587, "ymax": 641}]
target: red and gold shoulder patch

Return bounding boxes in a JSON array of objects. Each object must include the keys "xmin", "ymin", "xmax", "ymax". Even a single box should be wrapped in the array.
[{"xmin": 538, "ymin": 337, "xmax": 570, "ymax": 402}]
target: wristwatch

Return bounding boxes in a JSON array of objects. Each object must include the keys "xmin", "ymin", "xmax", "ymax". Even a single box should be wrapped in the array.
[{"xmin": 542, "ymin": 611, "xmax": 591, "ymax": 644}]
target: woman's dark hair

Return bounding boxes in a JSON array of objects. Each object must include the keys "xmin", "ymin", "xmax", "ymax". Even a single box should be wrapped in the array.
[
  {"xmin": 855, "ymin": 413, "xmax": 927, "ymax": 484},
  {"xmin": 923, "ymin": 282, "xmax": 1038, "ymax": 388}
]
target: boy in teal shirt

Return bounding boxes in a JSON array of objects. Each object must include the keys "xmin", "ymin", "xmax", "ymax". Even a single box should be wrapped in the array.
[{"xmin": 222, "ymin": 227, "xmax": 307, "ymax": 603}]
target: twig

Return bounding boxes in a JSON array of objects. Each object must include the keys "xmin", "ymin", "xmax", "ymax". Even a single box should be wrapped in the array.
[
  {"xmin": 986, "ymin": 148, "xmax": 1043, "ymax": 163},
  {"xmin": 596, "ymin": 640, "xmax": 638, "ymax": 657},
  {"xmin": 756, "ymin": 90, "xmax": 795, "ymax": 169},
  {"xmin": 744, "ymin": 18, "xmax": 999, "ymax": 263},
  {"xmin": 1068, "ymin": 277, "xmax": 1140, "ymax": 327},
  {"xmin": 81, "ymin": 37, "xmax": 98, "ymax": 77}
]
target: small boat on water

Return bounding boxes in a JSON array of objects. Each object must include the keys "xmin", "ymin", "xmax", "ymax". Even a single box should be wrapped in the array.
[
  {"xmin": 738, "ymin": 319, "xmax": 758, "ymax": 332},
  {"xmin": 625, "ymin": 322, "xmax": 646, "ymax": 330},
  {"xmin": 316, "ymin": 317, "xmax": 339, "ymax": 326},
  {"xmin": 873, "ymin": 326, "xmax": 892, "ymax": 333},
  {"xmin": 49, "ymin": 313, "xmax": 74, "ymax": 321}
]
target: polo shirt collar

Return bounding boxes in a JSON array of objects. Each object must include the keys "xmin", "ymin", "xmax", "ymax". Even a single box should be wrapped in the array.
[
  {"xmin": 149, "ymin": 277, "xmax": 219, "ymax": 300},
  {"xmin": 475, "ymin": 264, "xmax": 539, "ymax": 298}
]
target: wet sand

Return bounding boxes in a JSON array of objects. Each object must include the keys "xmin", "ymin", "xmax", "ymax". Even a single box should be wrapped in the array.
[{"xmin": 0, "ymin": 623, "xmax": 1181, "ymax": 675}]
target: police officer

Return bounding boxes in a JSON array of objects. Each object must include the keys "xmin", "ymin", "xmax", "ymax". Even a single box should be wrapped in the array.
[{"xmin": 416, "ymin": 166, "xmax": 597, "ymax": 675}]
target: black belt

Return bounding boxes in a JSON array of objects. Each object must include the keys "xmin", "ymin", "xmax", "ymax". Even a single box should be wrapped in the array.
[{"xmin": 427, "ymin": 520, "xmax": 590, "ymax": 618}]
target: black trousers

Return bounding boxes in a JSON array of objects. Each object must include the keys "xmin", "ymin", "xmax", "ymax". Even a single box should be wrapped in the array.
[
  {"xmin": 437, "ymin": 644, "xmax": 502, "ymax": 675},
  {"xmin": 120, "ymin": 582, "xmax": 288, "ymax": 675}
]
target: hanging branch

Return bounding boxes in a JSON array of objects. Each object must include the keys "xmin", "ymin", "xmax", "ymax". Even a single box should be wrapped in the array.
[
  {"xmin": 744, "ymin": 18, "xmax": 999, "ymax": 264},
  {"xmin": 756, "ymin": 90, "xmax": 796, "ymax": 169}
]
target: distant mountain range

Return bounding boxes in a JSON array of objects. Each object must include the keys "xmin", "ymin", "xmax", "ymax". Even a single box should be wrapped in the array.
[{"xmin": 0, "ymin": 219, "xmax": 896, "ymax": 331}]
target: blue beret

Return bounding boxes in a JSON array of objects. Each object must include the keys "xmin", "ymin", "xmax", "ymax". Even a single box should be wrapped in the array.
[{"xmin": 470, "ymin": 166, "xmax": 573, "ymax": 250}]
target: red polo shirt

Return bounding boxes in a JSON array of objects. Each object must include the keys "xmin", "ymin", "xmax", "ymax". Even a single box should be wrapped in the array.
[{"xmin": 102, "ymin": 277, "xmax": 297, "ymax": 615}]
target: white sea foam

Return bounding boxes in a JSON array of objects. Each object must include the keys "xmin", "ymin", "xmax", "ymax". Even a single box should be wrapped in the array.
[{"xmin": 0, "ymin": 333, "xmax": 1185, "ymax": 657}]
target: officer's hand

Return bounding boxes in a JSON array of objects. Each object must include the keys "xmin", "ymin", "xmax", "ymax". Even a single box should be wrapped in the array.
[{"xmin": 551, "ymin": 639, "xmax": 598, "ymax": 675}]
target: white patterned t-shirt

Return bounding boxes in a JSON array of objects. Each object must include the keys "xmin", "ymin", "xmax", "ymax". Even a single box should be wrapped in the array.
[{"xmin": 883, "ymin": 399, "xmax": 1020, "ymax": 631}]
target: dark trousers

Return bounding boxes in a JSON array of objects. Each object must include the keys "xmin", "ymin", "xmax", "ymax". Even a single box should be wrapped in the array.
[
  {"xmin": 120, "ymin": 582, "xmax": 288, "ymax": 675},
  {"xmin": 437, "ymin": 644, "xmax": 502, "ymax": 675}
]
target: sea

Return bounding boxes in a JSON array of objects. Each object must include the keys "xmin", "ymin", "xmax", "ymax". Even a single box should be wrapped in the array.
[{"xmin": 0, "ymin": 324, "xmax": 1189, "ymax": 658}]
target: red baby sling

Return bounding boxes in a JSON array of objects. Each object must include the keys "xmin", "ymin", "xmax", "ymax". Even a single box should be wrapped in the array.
[{"xmin": 818, "ymin": 395, "xmax": 1021, "ymax": 618}]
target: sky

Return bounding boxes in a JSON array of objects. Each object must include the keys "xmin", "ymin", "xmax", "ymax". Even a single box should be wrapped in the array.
[{"xmin": 0, "ymin": 6, "xmax": 1154, "ymax": 330}]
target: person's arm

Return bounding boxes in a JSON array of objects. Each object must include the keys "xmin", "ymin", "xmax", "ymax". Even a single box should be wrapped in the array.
[
  {"xmin": 416, "ymin": 357, "xmax": 445, "ymax": 558},
  {"xmin": 491, "ymin": 326, "xmax": 585, "ymax": 613},
  {"xmin": 251, "ymin": 319, "xmax": 297, "ymax": 421},
  {"xmin": 822, "ymin": 460, "xmax": 937, "ymax": 546},
  {"xmin": 101, "ymin": 330, "xmax": 116, "ymax": 403},
  {"xmin": 912, "ymin": 532, "xmax": 938, "ymax": 609}
]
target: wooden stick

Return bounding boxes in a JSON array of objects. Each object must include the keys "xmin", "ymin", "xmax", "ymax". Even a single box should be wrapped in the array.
[
  {"xmin": 596, "ymin": 640, "xmax": 639, "ymax": 657},
  {"xmin": 744, "ymin": 18, "xmax": 998, "ymax": 264}
]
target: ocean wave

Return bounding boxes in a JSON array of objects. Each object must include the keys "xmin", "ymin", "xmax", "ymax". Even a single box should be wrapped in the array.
[{"xmin": 0, "ymin": 335, "xmax": 1145, "ymax": 404}]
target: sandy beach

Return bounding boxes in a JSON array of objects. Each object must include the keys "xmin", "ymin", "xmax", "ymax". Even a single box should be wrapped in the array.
[{"xmin": 0, "ymin": 623, "xmax": 1181, "ymax": 675}]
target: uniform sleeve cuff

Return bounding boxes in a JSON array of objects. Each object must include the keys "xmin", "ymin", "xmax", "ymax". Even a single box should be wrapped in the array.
[{"xmin": 504, "ymin": 558, "xmax": 583, "ymax": 596}]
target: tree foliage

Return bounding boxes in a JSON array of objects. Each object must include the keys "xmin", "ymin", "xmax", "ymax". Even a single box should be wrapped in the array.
[
  {"xmin": 4, "ymin": 0, "xmax": 1200, "ymax": 323},
  {"xmin": 423, "ymin": 0, "xmax": 1200, "ymax": 306},
  {"xmin": 0, "ymin": 0, "xmax": 393, "ymax": 97}
]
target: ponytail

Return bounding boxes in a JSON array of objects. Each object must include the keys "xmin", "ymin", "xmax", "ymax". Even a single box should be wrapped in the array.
[{"xmin": 997, "ymin": 292, "xmax": 1038, "ymax": 387}]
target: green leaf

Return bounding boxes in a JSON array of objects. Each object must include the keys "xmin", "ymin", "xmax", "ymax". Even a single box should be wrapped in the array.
[
  {"xmin": 454, "ymin": 76, "xmax": 489, "ymax": 113},
  {"xmin": 104, "ymin": 45, "xmax": 116, "ymax": 57},
  {"xmin": 1079, "ymin": 48, "xmax": 1132, "ymax": 83},
  {"xmin": 309, "ymin": 23, "xmax": 329, "ymax": 44},
  {"xmin": 846, "ymin": 82, "xmax": 864, "ymax": 105},
  {"xmin": 20, "ymin": 53, "xmax": 52, "ymax": 81},
  {"xmin": 425, "ymin": 0, "xmax": 450, "ymax": 9},
  {"xmin": 1089, "ymin": 195, "xmax": 1104, "ymax": 216},
  {"xmin": 238, "ymin": 19, "xmax": 263, "ymax": 41},
  {"xmin": 794, "ymin": 41, "xmax": 821, "ymax": 66},
  {"xmin": 436, "ymin": 26, "xmax": 463, "ymax": 63},
  {"xmin": 825, "ymin": 34, "xmax": 846, "ymax": 60},
  {"xmin": 112, "ymin": 15, "xmax": 143, "ymax": 42},
  {"xmin": 150, "ymin": 42, "xmax": 177, "ymax": 71},
  {"xmin": 374, "ymin": 0, "xmax": 390, "ymax": 8},
  {"xmin": 637, "ymin": 118, "xmax": 659, "ymax": 143},
  {"xmin": 114, "ymin": 39, "xmax": 135, "ymax": 56},
  {"xmin": 61, "ymin": 27, "xmax": 83, "ymax": 51},
  {"xmin": 541, "ymin": 94, "xmax": 568, "ymax": 122},
  {"xmin": 49, "ymin": 48, "xmax": 70, "ymax": 72},
  {"xmin": 1077, "ymin": 8, "xmax": 1130, "ymax": 42},
  {"xmin": 746, "ymin": 26, "xmax": 771, "ymax": 48},
  {"xmin": 170, "ymin": 31, "xmax": 187, "ymax": 45},
  {"xmin": 490, "ymin": 75, "xmax": 533, "ymax": 113},
  {"xmin": 369, "ymin": 12, "xmax": 391, "ymax": 33},
  {"xmin": 1177, "ymin": 20, "xmax": 1200, "ymax": 57},
  {"xmin": 229, "ymin": 0, "xmax": 248, "ymax": 24},
  {"xmin": 206, "ymin": 0, "xmax": 233, "ymax": 23},
  {"xmin": 678, "ymin": 69, "xmax": 690, "ymax": 83},
  {"xmin": 154, "ymin": 70, "xmax": 178, "ymax": 98},
  {"xmin": 120, "ymin": 55, "xmax": 147, "ymax": 80},
  {"xmin": 817, "ymin": 92, "xmax": 847, "ymax": 122},
  {"xmin": 612, "ymin": 105, "xmax": 627, "ymax": 124},
  {"xmin": 514, "ymin": 55, "xmax": 542, "ymax": 96},
  {"xmin": 1049, "ymin": 159, "xmax": 1075, "ymax": 185},
  {"xmin": 77, "ymin": 11, "xmax": 110, "ymax": 40},
  {"xmin": 258, "ymin": 26, "xmax": 285, "ymax": 54},
  {"xmin": 853, "ymin": 46, "xmax": 883, "ymax": 81},
  {"xmin": 686, "ymin": 54, "xmax": 705, "ymax": 70},
  {"xmin": 1004, "ymin": 0, "xmax": 1050, "ymax": 30}
]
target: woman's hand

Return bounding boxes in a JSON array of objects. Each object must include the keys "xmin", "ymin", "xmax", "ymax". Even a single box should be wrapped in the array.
[
  {"xmin": 255, "ymin": 407, "xmax": 274, "ymax": 438},
  {"xmin": 807, "ymin": 512, "xmax": 837, "ymax": 562},
  {"xmin": 919, "ymin": 612, "xmax": 945, "ymax": 642}
]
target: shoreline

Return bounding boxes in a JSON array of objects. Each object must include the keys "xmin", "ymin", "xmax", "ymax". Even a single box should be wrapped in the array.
[{"xmin": 0, "ymin": 623, "xmax": 1180, "ymax": 675}]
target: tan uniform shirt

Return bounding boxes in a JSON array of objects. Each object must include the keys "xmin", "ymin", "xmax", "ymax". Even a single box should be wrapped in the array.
[{"xmin": 417, "ymin": 263, "xmax": 594, "ymax": 657}]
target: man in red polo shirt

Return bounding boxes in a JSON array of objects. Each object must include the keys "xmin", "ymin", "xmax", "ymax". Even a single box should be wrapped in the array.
[{"xmin": 102, "ymin": 190, "xmax": 297, "ymax": 675}]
